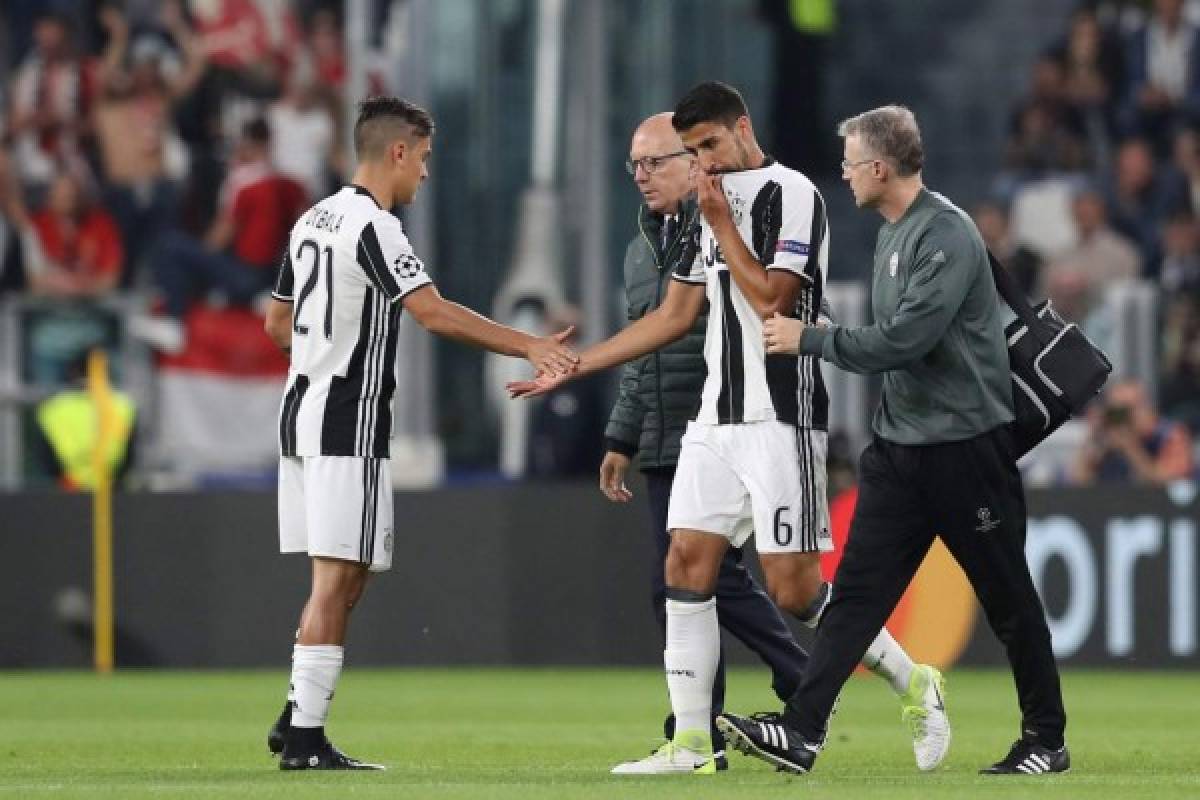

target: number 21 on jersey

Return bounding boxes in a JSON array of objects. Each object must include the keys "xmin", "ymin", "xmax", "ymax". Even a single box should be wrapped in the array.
[{"xmin": 292, "ymin": 238, "xmax": 334, "ymax": 339}]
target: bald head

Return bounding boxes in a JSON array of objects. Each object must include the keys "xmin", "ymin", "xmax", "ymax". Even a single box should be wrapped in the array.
[
  {"xmin": 635, "ymin": 112, "xmax": 678, "ymax": 143},
  {"xmin": 629, "ymin": 112, "xmax": 693, "ymax": 214}
]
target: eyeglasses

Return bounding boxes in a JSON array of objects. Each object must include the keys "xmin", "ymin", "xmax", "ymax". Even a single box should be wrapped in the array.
[
  {"xmin": 626, "ymin": 150, "xmax": 690, "ymax": 176},
  {"xmin": 841, "ymin": 157, "xmax": 879, "ymax": 172}
]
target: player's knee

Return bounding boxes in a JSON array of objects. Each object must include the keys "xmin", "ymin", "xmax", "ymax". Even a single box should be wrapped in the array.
[
  {"xmin": 664, "ymin": 545, "xmax": 708, "ymax": 593},
  {"xmin": 345, "ymin": 579, "xmax": 369, "ymax": 610},
  {"xmin": 763, "ymin": 557, "xmax": 823, "ymax": 613},
  {"xmin": 311, "ymin": 565, "xmax": 368, "ymax": 607},
  {"xmin": 766, "ymin": 582, "xmax": 808, "ymax": 614},
  {"xmin": 309, "ymin": 585, "xmax": 354, "ymax": 613},
  {"xmin": 663, "ymin": 547, "xmax": 692, "ymax": 589}
]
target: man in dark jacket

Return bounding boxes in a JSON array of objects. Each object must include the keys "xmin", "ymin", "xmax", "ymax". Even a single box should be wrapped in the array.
[
  {"xmin": 720, "ymin": 105, "xmax": 1068, "ymax": 777},
  {"xmin": 600, "ymin": 112, "xmax": 809, "ymax": 765}
]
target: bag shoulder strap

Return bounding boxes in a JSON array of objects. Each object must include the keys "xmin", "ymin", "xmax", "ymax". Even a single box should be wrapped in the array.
[{"xmin": 987, "ymin": 249, "xmax": 1042, "ymax": 329}]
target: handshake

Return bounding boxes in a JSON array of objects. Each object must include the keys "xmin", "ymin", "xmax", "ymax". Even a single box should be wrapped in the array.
[
  {"xmin": 510, "ymin": 326, "xmax": 581, "ymax": 399},
  {"xmin": 508, "ymin": 311, "xmax": 813, "ymax": 400}
]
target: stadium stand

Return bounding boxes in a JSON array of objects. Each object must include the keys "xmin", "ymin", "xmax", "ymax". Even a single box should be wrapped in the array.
[
  {"xmin": 0, "ymin": 0, "xmax": 342, "ymax": 486},
  {"xmin": 0, "ymin": 0, "xmax": 1197, "ymax": 488}
]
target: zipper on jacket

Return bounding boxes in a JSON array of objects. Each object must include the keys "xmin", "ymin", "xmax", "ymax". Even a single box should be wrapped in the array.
[
  {"xmin": 638, "ymin": 207, "xmax": 670, "ymax": 467},
  {"xmin": 653, "ymin": 260, "xmax": 667, "ymax": 465}
]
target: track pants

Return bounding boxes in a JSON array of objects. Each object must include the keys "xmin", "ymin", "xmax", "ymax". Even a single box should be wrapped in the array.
[{"xmin": 783, "ymin": 426, "xmax": 1067, "ymax": 749}]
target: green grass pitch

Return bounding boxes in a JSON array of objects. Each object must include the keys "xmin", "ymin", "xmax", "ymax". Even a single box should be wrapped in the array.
[{"xmin": 1, "ymin": 667, "xmax": 1197, "ymax": 798}]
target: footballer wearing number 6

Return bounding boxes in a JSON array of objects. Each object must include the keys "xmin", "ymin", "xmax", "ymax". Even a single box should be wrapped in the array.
[{"xmin": 510, "ymin": 82, "xmax": 948, "ymax": 775}]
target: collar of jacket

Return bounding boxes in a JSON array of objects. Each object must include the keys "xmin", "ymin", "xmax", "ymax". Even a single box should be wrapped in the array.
[{"xmin": 637, "ymin": 195, "xmax": 699, "ymax": 269}]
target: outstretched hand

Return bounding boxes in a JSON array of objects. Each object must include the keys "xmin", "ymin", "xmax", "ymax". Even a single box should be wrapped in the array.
[
  {"xmin": 526, "ymin": 325, "xmax": 579, "ymax": 377},
  {"xmin": 507, "ymin": 369, "xmax": 570, "ymax": 399}
]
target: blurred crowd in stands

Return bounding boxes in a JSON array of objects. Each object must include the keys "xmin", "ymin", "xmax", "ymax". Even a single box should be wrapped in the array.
[
  {"xmin": 0, "ymin": 0, "xmax": 348, "ymax": 485},
  {"xmin": 0, "ymin": 0, "xmax": 343, "ymax": 331},
  {"xmin": 1, "ymin": 0, "xmax": 1197, "ymax": 489},
  {"xmin": 978, "ymin": 0, "xmax": 1200, "ymax": 486}
]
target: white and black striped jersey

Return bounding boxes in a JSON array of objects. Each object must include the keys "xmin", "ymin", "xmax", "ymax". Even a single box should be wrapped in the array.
[
  {"xmin": 674, "ymin": 158, "xmax": 830, "ymax": 430},
  {"xmin": 273, "ymin": 185, "xmax": 433, "ymax": 458}
]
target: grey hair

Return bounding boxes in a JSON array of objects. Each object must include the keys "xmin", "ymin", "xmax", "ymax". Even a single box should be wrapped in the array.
[{"xmin": 837, "ymin": 105, "xmax": 924, "ymax": 177}]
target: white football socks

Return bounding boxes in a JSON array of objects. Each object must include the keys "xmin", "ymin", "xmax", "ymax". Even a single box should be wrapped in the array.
[
  {"xmin": 862, "ymin": 627, "xmax": 914, "ymax": 695},
  {"xmin": 664, "ymin": 596, "xmax": 719, "ymax": 740},
  {"xmin": 286, "ymin": 629, "xmax": 299, "ymax": 706},
  {"xmin": 290, "ymin": 644, "xmax": 344, "ymax": 728}
]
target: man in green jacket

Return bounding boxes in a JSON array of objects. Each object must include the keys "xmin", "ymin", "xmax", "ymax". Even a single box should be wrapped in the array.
[
  {"xmin": 600, "ymin": 112, "xmax": 810, "ymax": 765},
  {"xmin": 718, "ymin": 105, "xmax": 1069, "ymax": 776}
]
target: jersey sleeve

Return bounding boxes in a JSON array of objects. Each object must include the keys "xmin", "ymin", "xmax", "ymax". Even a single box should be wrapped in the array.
[
  {"xmin": 765, "ymin": 180, "xmax": 826, "ymax": 282},
  {"xmin": 273, "ymin": 221, "xmax": 305, "ymax": 301},
  {"xmin": 355, "ymin": 217, "xmax": 434, "ymax": 302},
  {"xmin": 671, "ymin": 218, "xmax": 707, "ymax": 284},
  {"xmin": 272, "ymin": 245, "xmax": 295, "ymax": 301}
]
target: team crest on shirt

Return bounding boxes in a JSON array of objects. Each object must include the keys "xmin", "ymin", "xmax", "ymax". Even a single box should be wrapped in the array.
[
  {"xmin": 888, "ymin": 251, "xmax": 899, "ymax": 277},
  {"xmin": 726, "ymin": 189, "xmax": 745, "ymax": 225},
  {"xmin": 393, "ymin": 254, "xmax": 424, "ymax": 279}
]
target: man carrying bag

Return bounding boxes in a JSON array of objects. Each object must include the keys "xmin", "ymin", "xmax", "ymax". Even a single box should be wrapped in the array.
[
  {"xmin": 991, "ymin": 251, "xmax": 1112, "ymax": 458},
  {"xmin": 716, "ymin": 105, "xmax": 1081, "ymax": 776}
]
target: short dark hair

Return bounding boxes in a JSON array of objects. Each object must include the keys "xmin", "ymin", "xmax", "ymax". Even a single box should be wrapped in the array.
[
  {"xmin": 672, "ymin": 81, "xmax": 749, "ymax": 132},
  {"xmin": 354, "ymin": 96, "xmax": 435, "ymax": 160},
  {"xmin": 837, "ymin": 105, "xmax": 924, "ymax": 177}
]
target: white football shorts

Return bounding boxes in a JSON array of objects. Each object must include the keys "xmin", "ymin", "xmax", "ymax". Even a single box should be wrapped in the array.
[
  {"xmin": 278, "ymin": 455, "xmax": 394, "ymax": 572},
  {"xmin": 666, "ymin": 419, "xmax": 832, "ymax": 554}
]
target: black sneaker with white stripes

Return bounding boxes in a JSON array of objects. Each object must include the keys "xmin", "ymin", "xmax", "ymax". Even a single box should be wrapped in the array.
[
  {"xmin": 715, "ymin": 712, "xmax": 818, "ymax": 775},
  {"xmin": 980, "ymin": 739, "xmax": 1070, "ymax": 775}
]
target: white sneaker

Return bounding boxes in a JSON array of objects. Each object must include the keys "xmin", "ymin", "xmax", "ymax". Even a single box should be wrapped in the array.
[
  {"xmin": 901, "ymin": 664, "xmax": 951, "ymax": 771},
  {"xmin": 611, "ymin": 734, "xmax": 716, "ymax": 775}
]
